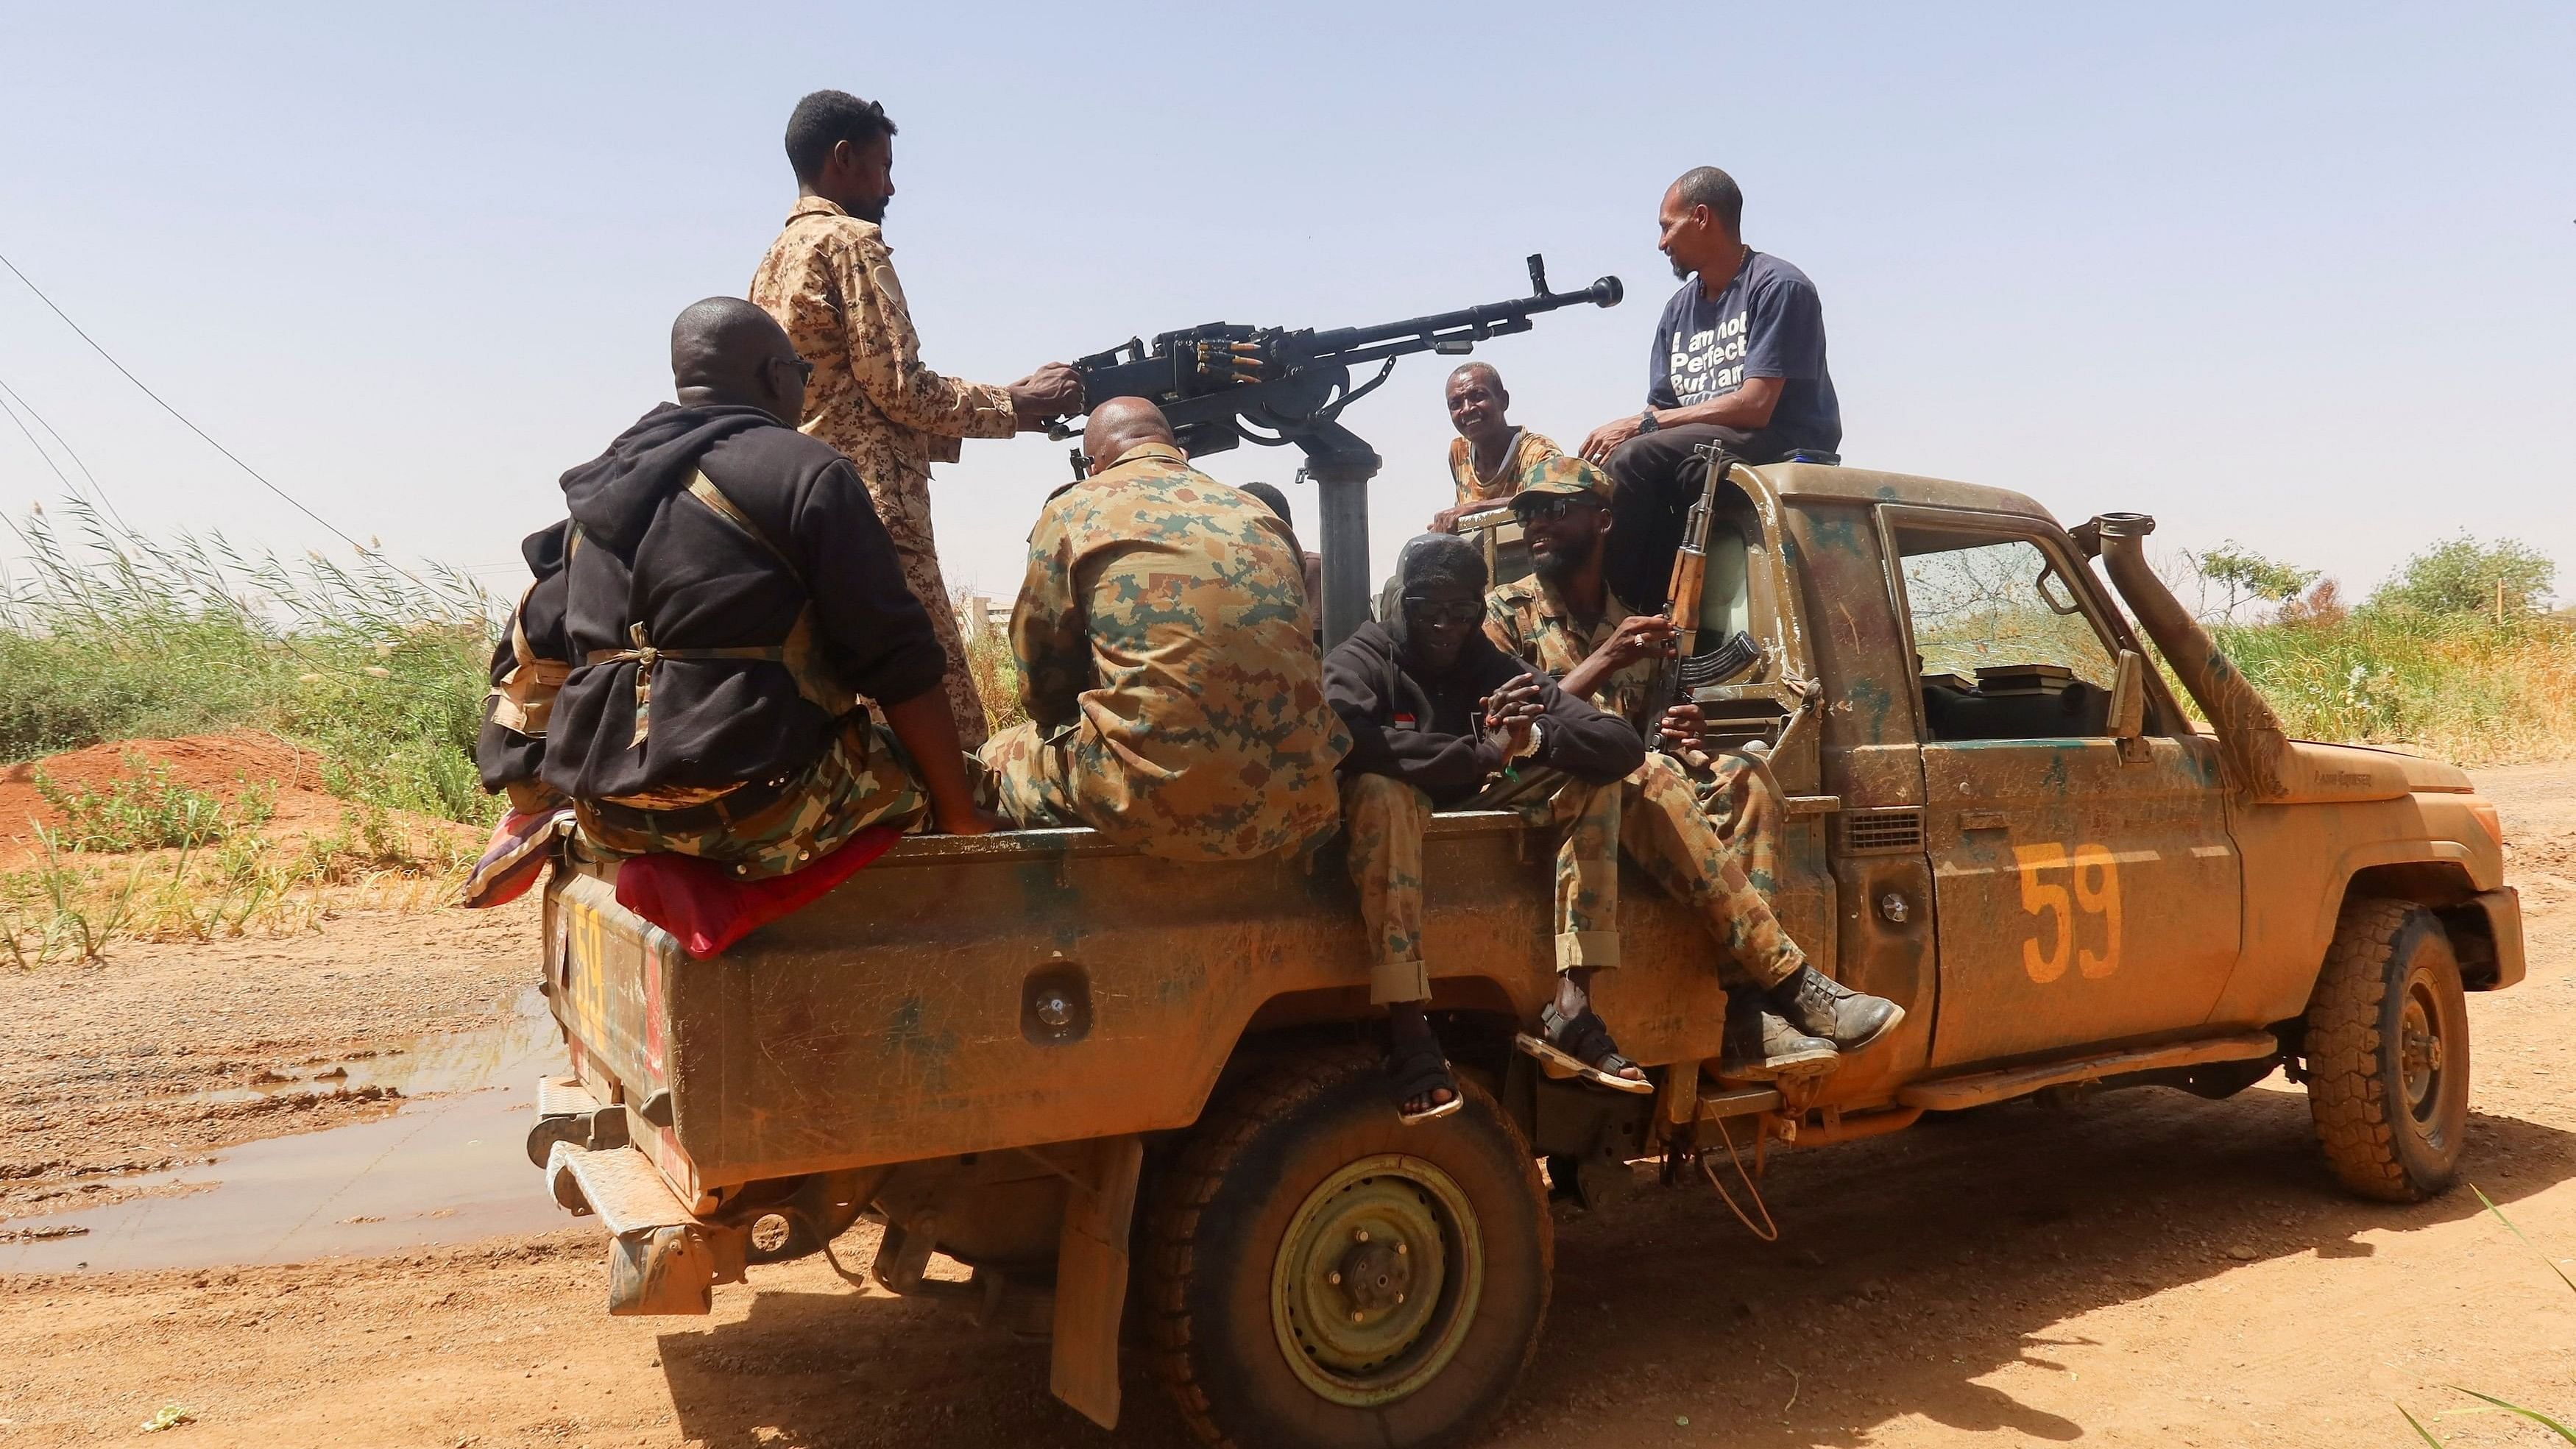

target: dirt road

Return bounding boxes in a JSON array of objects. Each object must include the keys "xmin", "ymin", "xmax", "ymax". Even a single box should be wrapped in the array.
[{"xmin": 3, "ymin": 765, "xmax": 2572, "ymax": 1448}]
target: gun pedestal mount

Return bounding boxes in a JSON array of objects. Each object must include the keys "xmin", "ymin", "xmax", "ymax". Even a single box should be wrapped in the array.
[{"xmin": 1053, "ymin": 255, "xmax": 1622, "ymax": 646}]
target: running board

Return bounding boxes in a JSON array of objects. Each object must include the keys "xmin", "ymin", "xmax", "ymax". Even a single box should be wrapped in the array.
[{"xmin": 1895, "ymin": 1032, "xmax": 2280, "ymax": 1113}]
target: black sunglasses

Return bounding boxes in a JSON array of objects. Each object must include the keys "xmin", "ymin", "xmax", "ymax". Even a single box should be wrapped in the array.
[
  {"xmin": 1512, "ymin": 495, "xmax": 1601, "ymax": 523},
  {"xmin": 770, "ymin": 355, "xmax": 816, "ymax": 381},
  {"xmin": 1401, "ymin": 595, "xmax": 1484, "ymax": 627}
]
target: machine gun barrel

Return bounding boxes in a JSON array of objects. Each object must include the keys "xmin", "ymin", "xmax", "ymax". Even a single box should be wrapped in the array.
[{"xmin": 1055, "ymin": 254, "xmax": 1623, "ymax": 645}]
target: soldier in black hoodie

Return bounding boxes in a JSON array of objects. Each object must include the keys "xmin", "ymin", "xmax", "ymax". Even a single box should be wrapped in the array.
[
  {"xmin": 531, "ymin": 297, "xmax": 1002, "ymax": 880},
  {"xmin": 1326, "ymin": 534, "xmax": 1649, "ymax": 1122}
]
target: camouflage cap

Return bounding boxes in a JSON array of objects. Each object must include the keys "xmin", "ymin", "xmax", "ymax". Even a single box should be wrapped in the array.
[{"xmin": 1515, "ymin": 453, "xmax": 1613, "ymax": 500}]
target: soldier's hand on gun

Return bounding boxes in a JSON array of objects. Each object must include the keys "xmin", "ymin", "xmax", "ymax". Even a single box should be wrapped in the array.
[
  {"xmin": 1580, "ymin": 413, "xmax": 1646, "ymax": 464},
  {"xmin": 1593, "ymin": 613, "xmax": 1677, "ymax": 670},
  {"xmin": 1655, "ymin": 702, "xmax": 1708, "ymax": 754},
  {"xmin": 1482, "ymin": 679, "xmax": 1547, "ymax": 759},
  {"xmin": 1008, "ymin": 363, "xmax": 1086, "ymax": 431}
]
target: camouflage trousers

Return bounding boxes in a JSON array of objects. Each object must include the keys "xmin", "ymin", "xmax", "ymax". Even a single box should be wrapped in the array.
[
  {"xmin": 1340, "ymin": 753, "xmax": 1801, "ymax": 1000},
  {"xmin": 575, "ymin": 720, "xmax": 926, "ymax": 881},
  {"xmin": 890, "ymin": 531, "xmax": 991, "ymax": 754},
  {"xmin": 980, "ymin": 719, "xmax": 1079, "ymax": 829},
  {"xmin": 1340, "ymin": 775, "xmax": 1437, "ymax": 1004}
]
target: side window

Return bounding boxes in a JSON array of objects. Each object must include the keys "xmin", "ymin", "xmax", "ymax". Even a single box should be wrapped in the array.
[{"xmin": 1894, "ymin": 529, "xmax": 2120, "ymax": 742}]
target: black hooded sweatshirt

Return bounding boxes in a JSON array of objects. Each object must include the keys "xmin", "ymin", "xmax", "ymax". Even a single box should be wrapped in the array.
[
  {"xmin": 537, "ymin": 403, "xmax": 947, "ymax": 801},
  {"xmin": 1324, "ymin": 620, "xmax": 1643, "ymax": 807},
  {"xmin": 474, "ymin": 519, "xmax": 571, "ymax": 796}
]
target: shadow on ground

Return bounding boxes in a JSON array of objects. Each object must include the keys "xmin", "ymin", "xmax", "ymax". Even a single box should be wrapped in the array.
[{"xmin": 655, "ymin": 1083, "xmax": 2576, "ymax": 1449}]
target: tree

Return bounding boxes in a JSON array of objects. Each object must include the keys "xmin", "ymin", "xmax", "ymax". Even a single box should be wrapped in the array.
[
  {"xmin": 2369, "ymin": 534, "xmax": 2557, "ymax": 617},
  {"xmin": 2195, "ymin": 541, "xmax": 2319, "ymax": 623}
]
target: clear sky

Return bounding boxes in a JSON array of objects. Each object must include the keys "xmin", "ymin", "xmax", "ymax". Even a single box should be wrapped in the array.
[{"xmin": 3, "ymin": 2, "xmax": 2569, "ymax": 609}]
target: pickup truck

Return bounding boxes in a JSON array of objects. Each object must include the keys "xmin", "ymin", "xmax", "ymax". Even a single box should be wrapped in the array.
[{"xmin": 526, "ymin": 461, "xmax": 2523, "ymax": 1449}]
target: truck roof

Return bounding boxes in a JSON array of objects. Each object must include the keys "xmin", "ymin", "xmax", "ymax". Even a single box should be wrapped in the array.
[{"xmin": 1762, "ymin": 461, "xmax": 2056, "ymax": 523}]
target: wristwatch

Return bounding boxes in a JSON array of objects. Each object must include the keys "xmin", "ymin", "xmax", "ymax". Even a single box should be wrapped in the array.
[{"xmin": 1637, "ymin": 408, "xmax": 1661, "ymax": 434}]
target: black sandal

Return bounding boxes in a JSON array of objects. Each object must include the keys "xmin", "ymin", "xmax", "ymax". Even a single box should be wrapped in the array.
[
  {"xmin": 1515, "ymin": 1003, "xmax": 1656, "ymax": 1095},
  {"xmin": 1388, "ymin": 1038, "xmax": 1464, "ymax": 1125}
]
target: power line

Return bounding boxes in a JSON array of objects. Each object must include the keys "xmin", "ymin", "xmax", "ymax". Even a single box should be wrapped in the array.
[
  {"xmin": 0, "ymin": 375, "xmax": 133, "ymax": 532},
  {"xmin": 0, "ymin": 248, "xmax": 411, "ymax": 578}
]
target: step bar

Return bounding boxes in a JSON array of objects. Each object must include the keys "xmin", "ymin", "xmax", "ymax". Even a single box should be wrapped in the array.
[
  {"xmin": 545, "ymin": 1139, "xmax": 746, "ymax": 1314},
  {"xmin": 1895, "ymin": 1031, "xmax": 2280, "ymax": 1113}
]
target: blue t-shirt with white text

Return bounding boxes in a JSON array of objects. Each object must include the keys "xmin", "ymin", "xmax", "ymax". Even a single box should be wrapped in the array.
[{"xmin": 1646, "ymin": 251, "xmax": 1840, "ymax": 458}]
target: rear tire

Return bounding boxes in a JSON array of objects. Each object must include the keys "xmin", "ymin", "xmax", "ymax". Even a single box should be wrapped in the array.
[
  {"xmin": 1144, "ymin": 1046, "xmax": 1550, "ymax": 1449},
  {"xmin": 2304, "ymin": 900, "xmax": 2471, "ymax": 1201}
]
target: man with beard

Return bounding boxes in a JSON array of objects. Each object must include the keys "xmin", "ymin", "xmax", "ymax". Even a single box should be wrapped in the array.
[
  {"xmin": 539, "ymin": 297, "xmax": 1002, "ymax": 879},
  {"xmin": 1327, "ymin": 534, "xmax": 1649, "ymax": 1119},
  {"xmin": 1427, "ymin": 362, "xmax": 1561, "ymax": 535},
  {"xmin": 1578, "ymin": 166, "xmax": 1843, "ymax": 608},
  {"xmin": 1485, "ymin": 456, "xmax": 1901, "ymax": 1080},
  {"xmin": 750, "ymin": 89, "xmax": 1085, "ymax": 751}
]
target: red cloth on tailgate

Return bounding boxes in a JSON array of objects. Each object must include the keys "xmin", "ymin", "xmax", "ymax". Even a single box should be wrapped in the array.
[{"xmin": 611, "ymin": 825, "xmax": 904, "ymax": 957}]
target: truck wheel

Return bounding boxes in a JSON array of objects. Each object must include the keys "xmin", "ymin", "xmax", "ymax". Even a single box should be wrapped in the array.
[
  {"xmin": 1145, "ymin": 1046, "xmax": 1549, "ymax": 1449},
  {"xmin": 2305, "ymin": 900, "xmax": 2472, "ymax": 1202}
]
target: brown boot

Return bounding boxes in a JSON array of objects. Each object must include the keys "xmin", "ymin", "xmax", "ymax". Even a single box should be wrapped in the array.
[
  {"xmin": 1721, "ymin": 991, "xmax": 1839, "ymax": 1080},
  {"xmin": 1769, "ymin": 966, "xmax": 1904, "ymax": 1052}
]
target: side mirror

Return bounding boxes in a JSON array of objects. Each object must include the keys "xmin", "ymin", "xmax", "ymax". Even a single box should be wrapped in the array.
[{"xmin": 2109, "ymin": 649, "xmax": 2148, "ymax": 756}]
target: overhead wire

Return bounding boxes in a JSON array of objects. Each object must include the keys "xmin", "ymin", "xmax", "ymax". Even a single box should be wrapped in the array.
[
  {"xmin": 0, "ymin": 374, "xmax": 134, "ymax": 532},
  {"xmin": 0, "ymin": 247, "xmax": 431, "ymax": 589}
]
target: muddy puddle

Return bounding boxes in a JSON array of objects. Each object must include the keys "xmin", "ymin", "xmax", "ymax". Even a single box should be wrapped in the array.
[{"xmin": 0, "ymin": 991, "xmax": 572, "ymax": 1274}]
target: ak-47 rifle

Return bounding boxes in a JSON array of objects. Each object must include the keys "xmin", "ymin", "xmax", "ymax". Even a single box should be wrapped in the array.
[
  {"xmin": 1052, "ymin": 255, "xmax": 1621, "ymax": 645},
  {"xmin": 1655, "ymin": 442, "xmax": 1762, "ymax": 750}
]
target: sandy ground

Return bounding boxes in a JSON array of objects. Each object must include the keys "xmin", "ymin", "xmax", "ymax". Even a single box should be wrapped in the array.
[{"xmin": 2, "ymin": 765, "xmax": 2573, "ymax": 1448}]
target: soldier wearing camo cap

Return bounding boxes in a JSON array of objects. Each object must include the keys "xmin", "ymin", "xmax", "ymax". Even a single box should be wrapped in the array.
[
  {"xmin": 981, "ymin": 399, "xmax": 1350, "ymax": 860},
  {"xmin": 1484, "ymin": 453, "xmax": 1906, "ymax": 1079}
]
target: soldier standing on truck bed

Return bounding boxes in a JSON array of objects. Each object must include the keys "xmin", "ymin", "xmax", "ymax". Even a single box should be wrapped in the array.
[
  {"xmin": 1327, "ymin": 533, "xmax": 1652, "ymax": 1120},
  {"xmin": 1427, "ymin": 362, "xmax": 1561, "ymax": 536},
  {"xmin": 538, "ymin": 297, "xmax": 1004, "ymax": 879},
  {"xmin": 1579, "ymin": 166, "xmax": 1842, "ymax": 609},
  {"xmin": 1485, "ymin": 456, "xmax": 1901, "ymax": 1077},
  {"xmin": 983, "ymin": 397, "xmax": 1351, "ymax": 860},
  {"xmin": 749, "ymin": 88, "xmax": 1085, "ymax": 751}
]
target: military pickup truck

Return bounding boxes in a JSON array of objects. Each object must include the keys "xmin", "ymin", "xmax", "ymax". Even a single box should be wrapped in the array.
[{"xmin": 526, "ymin": 462, "xmax": 2522, "ymax": 1449}]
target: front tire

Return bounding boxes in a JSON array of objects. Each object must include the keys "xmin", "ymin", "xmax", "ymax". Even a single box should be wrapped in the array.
[
  {"xmin": 1144, "ymin": 1046, "xmax": 1550, "ymax": 1449},
  {"xmin": 2304, "ymin": 900, "xmax": 2471, "ymax": 1201}
]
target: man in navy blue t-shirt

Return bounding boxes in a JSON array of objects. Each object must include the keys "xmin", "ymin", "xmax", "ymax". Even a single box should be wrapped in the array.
[{"xmin": 1580, "ymin": 166, "xmax": 1841, "ymax": 609}]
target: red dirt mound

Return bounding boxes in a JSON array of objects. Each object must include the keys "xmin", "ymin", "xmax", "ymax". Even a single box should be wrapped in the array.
[{"xmin": 0, "ymin": 731, "xmax": 473, "ymax": 871}]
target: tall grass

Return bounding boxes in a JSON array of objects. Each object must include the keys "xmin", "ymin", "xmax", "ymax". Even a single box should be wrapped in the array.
[
  {"xmin": 0, "ymin": 500, "xmax": 498, "ymax": 823},
  {"xmin": 2211, "ymin": 612, "xmax": 2576, "ymax": 765}
]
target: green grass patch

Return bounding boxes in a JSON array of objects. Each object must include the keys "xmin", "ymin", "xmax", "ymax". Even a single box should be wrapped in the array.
[{"xmin": 1, "ymin": 500, "xmax": 499, "ymax": 823}]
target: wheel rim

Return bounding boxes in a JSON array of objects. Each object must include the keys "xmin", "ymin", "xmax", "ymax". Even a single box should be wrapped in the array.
[
  {"xmin": 2397, "ymin": 960, "xmax": 2456, "ymax": 1149},
  {"xmin": 1270, "ymin": 1153, "xmax": 1484, "ymax": 1408}
]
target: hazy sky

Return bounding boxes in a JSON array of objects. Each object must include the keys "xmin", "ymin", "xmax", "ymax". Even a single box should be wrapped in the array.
[{"xmin": 4, "ymin": 2, "xmax": 2569, "ymax": 608}]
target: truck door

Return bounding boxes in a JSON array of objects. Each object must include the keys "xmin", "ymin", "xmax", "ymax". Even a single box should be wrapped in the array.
[{"xmin": 1882, "ymin": 510, "xmax": 2243, "ymax": 1069}]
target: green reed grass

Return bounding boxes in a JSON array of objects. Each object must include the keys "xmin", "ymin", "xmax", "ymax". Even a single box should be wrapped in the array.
[{"xmin": 0, "ymin": 499, "xmax": 498, "ymax": 823}]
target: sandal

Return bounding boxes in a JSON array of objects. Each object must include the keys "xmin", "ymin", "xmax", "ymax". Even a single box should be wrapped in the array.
[
  {"xmin": 1387, "ymin": 1036, "xmax": 1464, "ymax": 1124},
  {"xmin": 1515, "ymin": 1003, "xmax": 1656, "ymax": 1095}
]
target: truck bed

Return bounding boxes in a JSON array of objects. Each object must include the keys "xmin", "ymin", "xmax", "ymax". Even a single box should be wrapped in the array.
[{"xmin": 545, "ymin": 812, "xmax": 1762, "ymax": 1204}]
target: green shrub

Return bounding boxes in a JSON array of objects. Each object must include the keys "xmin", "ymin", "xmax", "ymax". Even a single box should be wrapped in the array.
[
  {"xmin": 31, "ymin": 755, "xmax": 273, "ymax": 851},
  {"xmin": 1, "ymin": 500, "xmax": 501, "ymax": 823}
]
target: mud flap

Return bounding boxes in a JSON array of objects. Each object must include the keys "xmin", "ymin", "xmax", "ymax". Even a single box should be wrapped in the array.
[
  {"xmin": 1048, "ymin": 1134, "xmax": 1144, "ymax": 1430},
  {"xmin": 547, "ymin": 1140, "xmax": 747, "ymax": 1315}
]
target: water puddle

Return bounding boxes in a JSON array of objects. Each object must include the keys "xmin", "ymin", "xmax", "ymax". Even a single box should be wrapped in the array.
[{"xmin": 0, "ymin": 991, "xmax": 573, "ymax": 1274}]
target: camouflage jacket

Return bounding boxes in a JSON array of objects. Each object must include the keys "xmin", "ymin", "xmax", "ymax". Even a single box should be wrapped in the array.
[
  {"xmin": 1447, "ymin": 429, "xmax": 1561, "ymax": 509},
  {"xmin": 749, "ymin": 196, "xmax": 1014, "ymax": 554},
  {"xmin": 1484, "ymin": 575, "xmax": 1661, "ymax": 729},
  {"xmin": 1012, "ymin": 442, "xmax": 1350, "ymax": 860}
]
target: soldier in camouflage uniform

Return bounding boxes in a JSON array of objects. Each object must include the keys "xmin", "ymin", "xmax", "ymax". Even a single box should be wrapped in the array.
[
  {"xmin": 982, "ymin": 398, "xmax": 1349, "ymax": 860},
  {"xmin": 749, "ymin": 90, "xmax": 1084, "ymax": 751},
  {"xmin": 1485, "ymin": 455, "xmax": 1903, "ymax": 1075},
  {"xmin": 542, "ymin": 298, "xmax": 1002, "ymax": 885}
]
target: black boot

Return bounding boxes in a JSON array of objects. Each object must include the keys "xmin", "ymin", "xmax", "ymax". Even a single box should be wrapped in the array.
[
  {"xmin": 1768, "ymin": 966, "xmax": 1904, "ymax": 1052},
  {"xmin": 1720, "ymin": 991, "xmax": 1838, "ymax": 1080}
]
